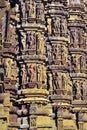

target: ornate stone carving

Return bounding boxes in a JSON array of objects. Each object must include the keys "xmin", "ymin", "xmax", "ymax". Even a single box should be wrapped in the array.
[
  {"xmin": 21, "ymin": 1, "xmax": 26, "ymax": 18},
  {"xmin": 52, "ymin": 17, "xmax": 60, "ymax": 36},
  {"xmin": 36, "ymin": 3, "xmax": 44, "ymax": 21},
  {"xmin": 21, "ymin": 32, "xmax": 26, "ymax": 50},
  {"xmin": 26, "ymin": 0, "xmax": 35, "ymax": 18},
  {"xmin": 61, "ymin": 18, "xmax": 67, "ymax": 36},
  {"xmin": 26, "ymin": 32, "xmax": 36, "ymax": 49},
  {"xmin": 27, "ymin": 64, "xmax": 36, "ymax": 82},
  {"xmin": 21, "ymin": 64, "xmax": 27, "ymax": 85}
]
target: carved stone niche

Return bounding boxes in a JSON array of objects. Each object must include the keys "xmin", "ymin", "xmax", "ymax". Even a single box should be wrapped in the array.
[
  {"xmin": 36, "ymin": 4, "xmax": 44, "ymax": 24},
  {"xmin": 52, "ymin": 17, "xmax": 60, "ymax": 36},
  {"xmin": 26, "ymin": 32, "xmax": 36, "ymax": 54}
]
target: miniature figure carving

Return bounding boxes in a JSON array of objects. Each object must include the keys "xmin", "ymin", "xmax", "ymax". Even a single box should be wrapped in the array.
[
  {"xmin": 52, "ymin": 73, "xmax": 60, "ymax": 90},
  {"xmin": 26, "ymin": 32, "xmax": 36, "ymax": 49},
  {"xmin": 21, "ymin": 64, "xmax": 27, "ymax": 84},
  {"xmin": 21, "ymin": 1, "xmax": 26, "ymax": 18},
  {"xmin": 21, "ymin": 32, "xmax": 26, "ymax": 50},
  {"xmin": 36, "ymin": 3, "xmax": 44, "ymax": 20},
  {"xmin": 27, "ymin": 64, "xmax": 36, "ymax": 82},
  {"xmin": 52, "ymin": 17, "xmax": 60, "ymax": 35},
  {"xmin": 61, "ymin": 19, "xmax": 67, "ymax": 36},
  {"xmin": 26, "ymin": 0, "xmax": 34, "ymax": 18}
]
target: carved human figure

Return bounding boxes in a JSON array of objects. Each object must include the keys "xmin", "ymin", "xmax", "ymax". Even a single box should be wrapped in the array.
[
  {"xmin": 52, "ymin": 73, "xmax": 60, "ymax": 90},
  {"xmin": 27, "ymin": 65, "xmax": 36, "ymax": 82},
  {"xmin": 21, "ymin": 32, "xmax": 26, "ymax": 50},
  {"xmin": 48, "ymin": 73, "xmax": 53, "ymax": 91},
  {"xmin": 11, "ymin": 62, "xmax": 17, "ymax": 80},
  {"xmin": 5, "ymin": 59, "xmax": 12, "ymax": 78},
  {"xmin": 71, "ymin": 30, "xmax": 76, "ymax": 45},
  {"xmin": 21, "ymin": 64, "xmax": 27, "ymax": 84},
  {"xmin": 80, "ymin": 56, "xmax": 85, "ymax": 72},
  {"xmin": 61, "ymin": 46, "xmax": 67, "ymax": 65},
  {"xmin": 71, "ymin": 56, "xmax": 77, "ymax": 72},
  {"xmin": 53, "ymin": 45, "xmax": 58, "ymax": 60},
  {"xmin": 37, "ymin": 33, "xmax": 45, "ymax": 54},
  {"xmin": 61, "ymin": 19, "xmax": 67, "ymax": 36},
  {"xmin": 73, "ymin": 81, "xmax": 81, "ymax": 100},
  {"xmin": 61, "ymin": 75, "xmax": 66, "ymax": 89},
  {"xmin": 36, "ymin": 3, "xmax": 44, "ymax": 20},
  {"xmin": 37, "ymin": 65, "xmax": 42, "ymax": 82},
  {"xmin": 26, "ymin": 32, "xmax": 36, "ymax": 49},
  {"xmin": 52, "ymin": 17, "xmax": 60, "ymax": 35},
  {"xmin": 21, "ymin": 1, "xmax": 26, "ymax": 18},
  {"xmin": 26, "ymin": 0, "xmax": 34, "ymax": 18}
]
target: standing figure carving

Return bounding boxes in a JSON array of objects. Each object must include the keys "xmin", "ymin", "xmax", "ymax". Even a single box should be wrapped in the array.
[
  {"xmin": 26, "ymin": 32, "xmax": 36, "ymax": 49},
  {"xmin": 52, "ymin": 17, "xmax": 60, "ymax": 35},
  {"xmin": 21, "ymin": 1, "xmax": 26, "ymax": 18},
  {"xmin": 36, "ymin": 3, "xmax": 44, "ymax": 20},
  {"xmin": 21, "ymin": 32, "xmax": 26, "ymax": 50},
  {"xmin": 52, "ymin": 73, "xmax": 60, "ymax": 90},
  {"xmin": 73, "ymin": 81, "xmax": 81, "ymax": 100},
  {"xmin": 26, "ymin": 0, "xmax": 34, "ymax": 18},
  {"xmin": 21, "ymin": 64, "xmax": 27, "ymax": 85},
  {"xmin": 61, "ymin": 19, "xmax": 67, "ymax": 36},
  {"xmin": 27, "ymin": 64, "xmax": 36, "ymax": 82},
  {"xmin": 71, "ymin": 56, "xmax": 77, "ymax": 72}
]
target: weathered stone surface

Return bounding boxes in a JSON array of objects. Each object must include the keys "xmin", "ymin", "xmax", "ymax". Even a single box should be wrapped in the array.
[{"xmin": 0, "ymin": 0, "xmax": 87, "ymax": 130}]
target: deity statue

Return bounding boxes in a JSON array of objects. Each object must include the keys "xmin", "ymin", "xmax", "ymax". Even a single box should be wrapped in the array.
[
  {"xmin": 21, "ymin": 32, "xmax": 26, "ymax": 50},
  {"xmin": 27, "ymin": 64, "xmax": 36, "ymax": 82},
  {"xmin": 61, "ymin": 46, "xmax": 67, "ymax": 65},
  {"xmin": 71, "ymin": 56, "xmax": 77, "ymax": 72},
  {"xmin": 26, "ymin": 0, "xmax": 34, "ymax": 18},
  {"xmin": 71, "ymin": 30, "xmax": 76, "ymax": 45},
  {"xmin": 61, "ymin": 75, "xmax": 66, "ymax": 89},
  {"xmin": 61, "ymin": 18, "xmax": 67, "ymax": 36},
  {"xmin": 26, "ymin": 32, "xmax": 36, "ymax": 49},
  {"xmin": 52, "ymin": 73, "xmax": 60, "ymax": 90},
  {"xmin": 21, "ymin": 64, "xmax": 27, "ymax": 84},
  {"xmin": 80, "ymin": 56, "xmax": 85, "ymax": 72},
  {"xmin": 21, "ymin": 1, "xmax": 26, "ymax": 18},
  {"xmin": 52, "ymin": 45, "xmax": 58, "ymax": 60},
  {"xmin": 4, "ymin": 59, "xmax": 12, "ymax": 78},
  {"xmin": 73, "ymin": 81, "xmax": 81, "ymax": 100},
  {"xmin": 37, "ymin": 65, "xmax": 42, "ymax": 83},
  {"xmin": 36, "ymin": 3, "xmax": 44, "ymax": 20},
  {"xmin": 48, "ymin": 73, "xmax": 53, "ymax": 91},
  {"xmin": 52, "ymin": 17, "xmax": 60, "ymax": 35}
]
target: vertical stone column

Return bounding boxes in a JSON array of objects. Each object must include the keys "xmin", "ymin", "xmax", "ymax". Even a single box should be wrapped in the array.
[
  {"xmin": 45, "ymin": 0, "xmax": 76, "ymax": 129},
  {"xmin": 68, "ymin": 0, "xmax": 87, "ymax": 129},
  {"xmin": 17, "ymin": 0, "xmax": 55, "ymax": 130}
]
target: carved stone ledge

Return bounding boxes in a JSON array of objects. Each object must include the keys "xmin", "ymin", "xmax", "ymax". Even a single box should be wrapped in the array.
[
  {"xmin": 70, "ymin": 73, "xmax": 87, "ymax": 78},
  {"xmin": 48, "ymin": 65, "xmax": 68, "ymax": 72},
  {"xmin": 51, "ymin": 94, "xmax": 71, "ymax": 101},
  {"xmin": 18, "ymin": 88, "xmax": 49, "ymax": 97},
  {"xmin": 17, "ymin": 55, "xmax": 47, "ymax": 62}
]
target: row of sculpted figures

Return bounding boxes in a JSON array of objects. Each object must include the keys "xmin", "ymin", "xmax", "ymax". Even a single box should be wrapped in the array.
[
  {"xmin": 17, "ymin": 31, "xmax": 44, "ymax": 54},
  {"xmin": 20, "ymin": 0, "xmax": 44, "ymax": 21},
  {"xmin": 48, "ymin": 72, "xmax": 87, "ymax": 100},
  {"xmin": 47, "ymin": 17, "xmax": 68, "ymax": 37},
  {"xmin": 18, "ymin": 63, "xmax": 47, "ymax": 89}
]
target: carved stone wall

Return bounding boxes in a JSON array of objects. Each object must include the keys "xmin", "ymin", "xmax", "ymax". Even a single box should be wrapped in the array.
[{"xmin": 0, "ymin": 0, "xmax": 87, "ymax": 130}]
